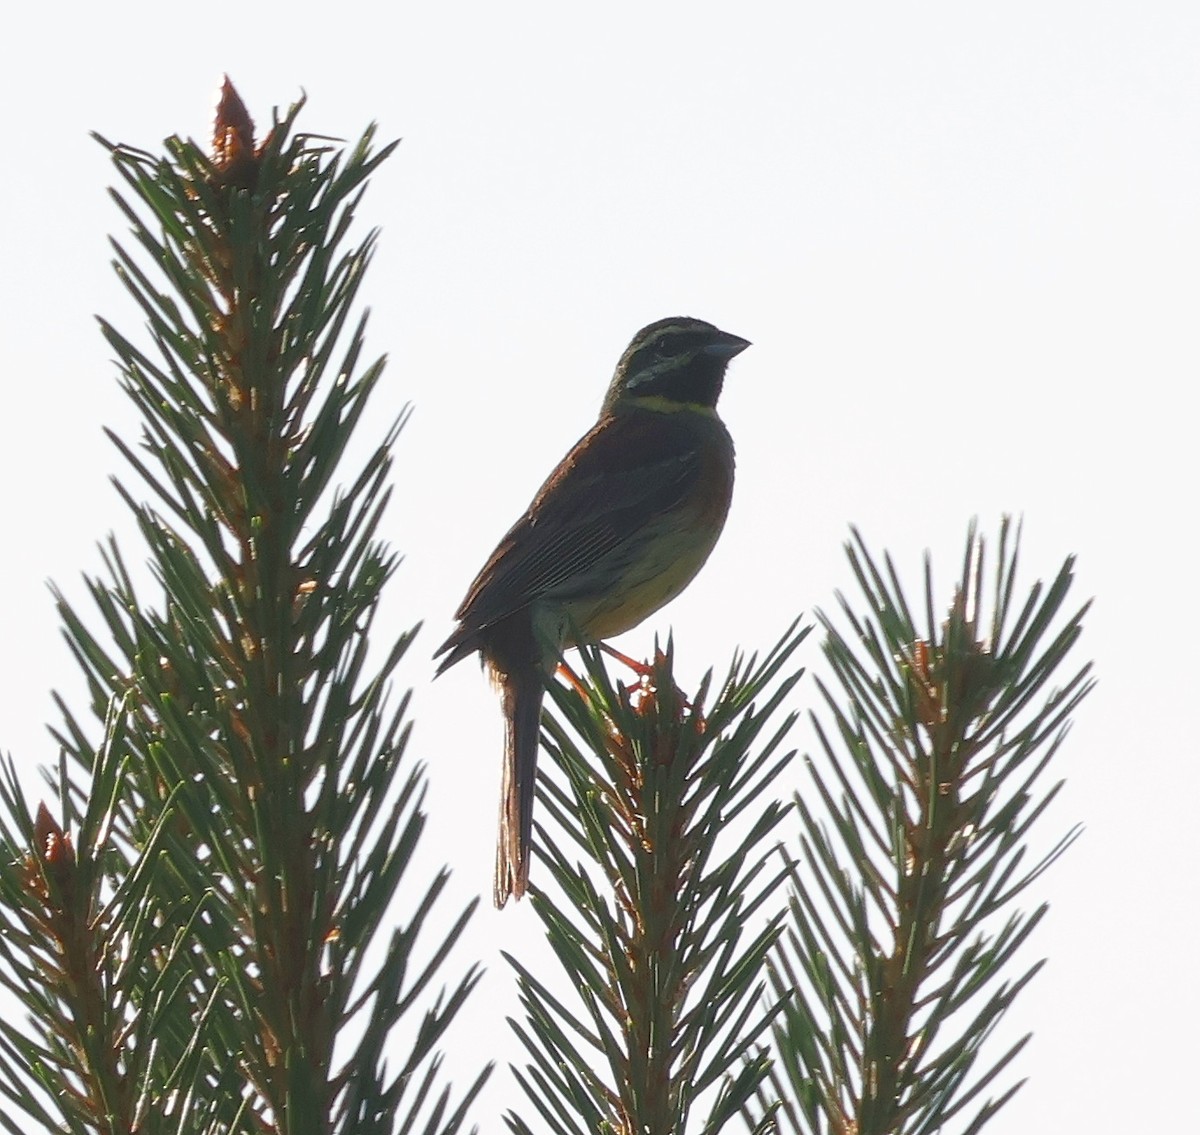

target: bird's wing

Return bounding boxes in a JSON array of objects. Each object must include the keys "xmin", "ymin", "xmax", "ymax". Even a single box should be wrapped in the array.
[{"xmin": 448, "ymin": 411, "xmax": 712, "ymax": 637}]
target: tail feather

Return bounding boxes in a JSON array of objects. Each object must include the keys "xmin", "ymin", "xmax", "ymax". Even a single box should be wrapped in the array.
[{"xmin": 493, "ymin": 663, "xmax": 544, "ymax": 907}]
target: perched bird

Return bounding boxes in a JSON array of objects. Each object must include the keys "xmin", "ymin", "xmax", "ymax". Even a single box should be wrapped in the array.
[{"xmin": 435, "ymin": 317, "xmax": 749, "ymax": 907}]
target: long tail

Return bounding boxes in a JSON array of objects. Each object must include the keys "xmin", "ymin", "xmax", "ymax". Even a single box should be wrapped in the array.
[{"xmin": 494, "ymin": 662, "xmax": 545, "ymax": 907}]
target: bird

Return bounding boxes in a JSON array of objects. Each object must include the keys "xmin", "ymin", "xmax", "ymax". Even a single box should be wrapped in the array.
[{"xmin": 434, "ymin": 316, "xmax": 750, "ymax": 907}]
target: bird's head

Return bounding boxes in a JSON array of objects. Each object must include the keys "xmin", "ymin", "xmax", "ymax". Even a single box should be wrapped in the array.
[{"xmin": 602, "ymin": 317, "xmax": 751, "ymax": 414}]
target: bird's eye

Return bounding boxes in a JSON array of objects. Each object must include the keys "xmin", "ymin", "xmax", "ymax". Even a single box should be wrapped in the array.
[{"xmin": 654, "ymin": 333, "xmax": 680, "ymax": 358}]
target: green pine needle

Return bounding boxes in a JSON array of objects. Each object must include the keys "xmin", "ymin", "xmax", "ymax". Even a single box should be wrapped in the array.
[
  {"xmin": 749, "ymin": 518, "xmax": 1091, "ymax": 1135},
  {"xmin": 509, "ymin": 623, "xmax": 809, "ymax": 1134},
  {"xmin": 0, "ymin": 90, "xmax": 487, "ymax": 1135}
]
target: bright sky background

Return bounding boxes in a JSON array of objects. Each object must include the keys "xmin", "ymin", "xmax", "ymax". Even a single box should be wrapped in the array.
[{"xmin": 2, "ymin": 3, "xmax": 1196, "ymax": 1131}]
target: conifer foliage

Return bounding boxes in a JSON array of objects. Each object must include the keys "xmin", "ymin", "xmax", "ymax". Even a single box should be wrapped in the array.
[
  {"xmin": 0, "ymin": 83, "xmax": 487, "ymax": 1135},
  {"xmin": 508, "ymin": 627, "xmax": 810, "ymax": 1135},
  {"xmin": 0, "ymin": 79, "xmax": 1091, "ymax": 1135},
  {"xmin": 748, "ymin": 521, "xmax": 1092, "ymax": 1135}
]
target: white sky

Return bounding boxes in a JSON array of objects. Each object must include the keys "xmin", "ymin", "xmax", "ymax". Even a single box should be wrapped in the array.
[{"xmin": 2, "ymin": 2, "xmax": 1197, "ymax": 1131}]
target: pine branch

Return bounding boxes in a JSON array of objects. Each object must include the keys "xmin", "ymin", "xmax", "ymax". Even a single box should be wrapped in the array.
[
  {"xmin": 0, "ymin": 704, "xmax": 231, "ymax": 1135},
  {"xmin": 0, "ymin": 81, "xmax": 489, "ymax": 1134},
  {"xmin": 748, "ymin": 518, "xmax": 1092, "ymax": 1135},
  {"xmin": 508, "ymin": 623, "xmax": 809, "ymax": 1134}
]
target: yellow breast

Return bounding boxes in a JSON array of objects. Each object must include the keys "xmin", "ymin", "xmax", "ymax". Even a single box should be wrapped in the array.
[{"xmin": 570, "ymin": 519, "xmax": 725, "ymax": 641}]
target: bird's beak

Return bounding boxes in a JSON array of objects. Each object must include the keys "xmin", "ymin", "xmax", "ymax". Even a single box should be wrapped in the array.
[{"xmin": 704, "ymin": 333, "xmax": 752, "ymax": 359}]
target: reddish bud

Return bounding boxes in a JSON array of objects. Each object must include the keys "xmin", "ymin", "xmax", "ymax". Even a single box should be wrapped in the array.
[{"xmin": 212, "ymin": 76, "xmax": 260, "ymax": 188}]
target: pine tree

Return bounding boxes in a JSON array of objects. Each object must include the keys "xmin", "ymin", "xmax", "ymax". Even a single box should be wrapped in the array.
[
  {"xmin": 0, "ymin": 82, "xmax": 488, "ymax": 1135},
  {"xmin": 0, "ymin": 83, "xmax": 1090, "ymax": 1135},
  {"xmin": 508, "ymin": 627, "xmax": 808, "ymax": 1134},
  {"xmin": 507, "ymin": 521, "xmax": 1089, "ymax": 1135},
  {"xmin": 745, "ymin": 522, "xmax": 1092, "ymax": 1135}
]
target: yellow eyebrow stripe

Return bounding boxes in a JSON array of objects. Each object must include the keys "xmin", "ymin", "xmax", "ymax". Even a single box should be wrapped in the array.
[{"xmin": 623, "ymin": 395, "xmax": 719, "ymax": 418}]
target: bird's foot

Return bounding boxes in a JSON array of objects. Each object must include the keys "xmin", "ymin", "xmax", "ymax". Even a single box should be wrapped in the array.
[
  {"xmin": 598, "ymin": 641, "xmax": 655, "ymax": 680},
  {"xmin": 559, "ymin": 647, "xmax": 704, "ymax": 727},
  {"xmin": 555, "ymin": 647, "xmax": 657, "ymax": 708},
  {"xmin": 599, "ymin": 642, "xmax": 663, "ymax": 708},
  {"xmin": 598, "ymin": 644, "xmax": 706, "ymax": 727}
]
